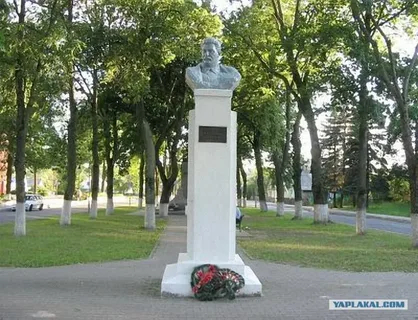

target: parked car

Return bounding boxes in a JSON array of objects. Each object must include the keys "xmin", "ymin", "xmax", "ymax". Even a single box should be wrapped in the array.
[{"xmin": 11, "ymin": 194, "xmax": 44, "ymax": 211}]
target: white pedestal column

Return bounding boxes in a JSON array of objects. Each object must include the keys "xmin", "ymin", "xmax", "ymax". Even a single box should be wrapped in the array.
[{"xmin": 161, "ymin": 89, "xmax": 262, "ymax": 297}]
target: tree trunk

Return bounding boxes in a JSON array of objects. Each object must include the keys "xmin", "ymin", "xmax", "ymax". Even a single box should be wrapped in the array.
[
  {"xmin": 366, "ymin": 149, "xmax": 370, "ymax": 209},
  {"xmin": 157, "ymin": 159, "xmax": 179, "ymax": 217},
  {"xmin": 238, "ymin": 157, "xmax": 247, "ymax": 208},
  {"xmin": 253, "ymin": 131, "xmax": 267, "ymax": 211},
  {"xmin": 292, "ymin": 112, "xmax": 303, "ymax": 219},
  {"xmin": 13, "ymin": 0, "xmax": 29, "ymax": 236},
  {"xmin": 106, "ymin": 161, "xmax": 114, "ymax": 215},
  {"xmin": 356, "ymin": 72, "xmax": 368, "ymax": 235},
  {"xmin": 138, "ymin": 152, "xmax": 144, "ymax": 208},
  {"xmin": 100, "ymin": 161, "xmax": 106, "ymax": 193},
  {"xmin": 104, "ymin": 112, "xmax": 117, "ymax": 215},
  {"xmin": 236, "ymin": 162, "xmax": 242, "ymax": 207},
  {"xmin": 274, "ymin": 89, "xmax": 292, "ymax": 217},
  {"xmin": 6, "ymin": 152, "xmax": 13, "ymax": 199},
  {"xmin": 340, "ymin": 115, "xmax": 348, "ymax": 209},
  {"xmin": 90, "ymin": 69, "xmax": 99, "ymax": 219},
  {"xmin": 143, "ymin": 120, "xmax": 156, "ymax": 229},
  {"xmin": 61, "ymin": 0, "xmax": 76, "ymax": 226},
  {"xmin": 299, "ymin": 98, "xmax": 328, "ymax": 223},
  {"xmin": 156, "ymin": 136, "xmax": 179, "ymax": 217},
  {"xmin": 155, "ymin": 170, "xmax": 159, "ymax": 205},
  {"xmin": 61, "ymin": 73, "xmax": 77, "ymax": 225},
  {"xmin": 159, "ymin": 183, "xmax": 171, "ymax": 217},
  {"xmin": 272, "ymin": 151, "xmax": 284, "ymax": 216},
  {"xmin": 33, "ymin": 166, "xmax": 37, "ymax": 194}
]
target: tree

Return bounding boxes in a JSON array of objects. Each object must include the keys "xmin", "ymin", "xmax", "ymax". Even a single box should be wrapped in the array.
[
  {"xmin": 268, "ymin": 0, "xmax": 350, "ymax": 223},
  {"xmin": 350, "ymin": 0, "xmax": 418, "ymax": 244},
  {"xmin": 61, "ymin": 0, "xmax": 80, "ymax": 225},
  {"xmin": 11, "ymin": 0, "xmax": 62, "ymax": 235},
  {"xmin": 320, "ymin": 109, "xmax": 346, "ymax": 209},
  {"xmin": 291, "ymin": 112, "xmax": 303, "ymax": 219},
  {"xmin": 272, "ymin": 89, "xmax": 293, "ymax": 217},
  {"xmin": 226, "ymin": 0, "xmax": 348, "ymax": 221}
]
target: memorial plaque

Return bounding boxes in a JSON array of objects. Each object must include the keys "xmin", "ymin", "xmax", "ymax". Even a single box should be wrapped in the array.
[{"xmin": 198, "ymin": 126, "xmax": 227, "ymax": 143}]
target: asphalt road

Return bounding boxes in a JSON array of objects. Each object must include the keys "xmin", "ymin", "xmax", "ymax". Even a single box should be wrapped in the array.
[
  {"xmin": 1, "ymin": 198, "xmax": 411, "ymax": 236},
  {"xmin": 254, "ymin": 201, "xmax": 412, "ymax": 236},
  {"xmin": 0, "ymin": 206, "xmax": 87, "ymax": 224}
]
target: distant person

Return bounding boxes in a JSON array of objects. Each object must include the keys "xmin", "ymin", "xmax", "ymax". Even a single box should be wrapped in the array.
[
  {"xmin": 236, "ymin": 207, "xmax": 242, "ymax": 220},
  {"xmin": 236, "ymin": 207, "xmax": 243, "ymax": 231}
]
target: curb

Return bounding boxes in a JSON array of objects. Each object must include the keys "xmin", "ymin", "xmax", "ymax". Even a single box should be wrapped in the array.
[
  {"xmin": 329, "ymin": 209, "xmax": 411, "ymax": 224},
  {"xmin": 301, "ymin": 205, "xmax": 410, "ymax": 224}
]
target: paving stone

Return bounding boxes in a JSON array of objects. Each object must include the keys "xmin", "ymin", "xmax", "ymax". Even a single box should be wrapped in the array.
[{"xmin": 0, "ymin": 215, "xmax": 417, "ymax": 319}]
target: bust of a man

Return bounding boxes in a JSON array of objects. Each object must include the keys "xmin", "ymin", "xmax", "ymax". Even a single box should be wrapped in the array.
[{"xmin": 186, "ymin": 37, "xmax": 241, "ymax": 91}]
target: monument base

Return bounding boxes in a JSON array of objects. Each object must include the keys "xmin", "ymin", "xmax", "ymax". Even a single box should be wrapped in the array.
[{"xmin": 161, "ymin": 253, "xmax": 262, "ymax": 297}]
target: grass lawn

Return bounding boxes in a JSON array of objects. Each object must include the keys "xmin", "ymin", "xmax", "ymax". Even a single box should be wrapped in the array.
[
  {"xmin": 239, "ymin": 208, "xmax": 418, "ymax": 272},
  {"xmin": 339, "ymin": 201, "xmax": 410, "ymax": 217},
  {"xmin": 0, "ymin": 207, "xmax": 166, "ymax": 267}
]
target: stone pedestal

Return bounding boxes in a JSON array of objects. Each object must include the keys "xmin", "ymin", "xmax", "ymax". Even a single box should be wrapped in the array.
[{"xmin": 161, "ymin": 89, "xmax": 262, "ymax": 297}]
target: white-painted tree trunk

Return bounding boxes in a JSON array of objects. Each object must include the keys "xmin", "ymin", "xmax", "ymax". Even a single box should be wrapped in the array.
[
  {"xmin": 259, "ymin": 200, "xmax": 268, "ymax": 211},
  {"xmin": 14, "ymin": 202, "xmax": 26, "ymax": 236},
  {"xmin": 159, "ymin": 202, "xmax": 168, "ymax": 217},
  {"xmin": 314, "ymin": 204, "xmax": 328, "ymax": 223},
  {"xmin": 356, "ymin": 208, "xmax": 366, "ymax": 235},
  {"xmin": 60, "ymin": 200, "xmax": 72, "ymax": 226},
  {"xmin": 243, "ymin": 198, "xmax": 247, "ymax": 208},
  {"xmin": 238, "ymin": 198, "xmax": 242, "ymax": 207},
  {"xmin": 6, "ymin": 193, "xmax": 12, "ymax": 201},
  {"xmin": 90, "ymin": 200, "xmax": 98, "ymax": 219},
  {"xmin": 294, "ymin": 200, "xmax": 303, "ymax": 219},
  {"xmin": 276, "ymin": 202, "xmax": 284, "ymax": 216},
  {"xmin": 412, "ymin": 214, "xmax": 418, "ymax": 247},
  {"xmin": 106, "ymin": 198, "xmax": 114, "ymax": 215},
  {"xmin": 138, "ymin": 197, "xmax": 143, "ymax": 209},
  {"xmin": 145, "ymin": 204, "xmax": 156, "ymax": 229}
]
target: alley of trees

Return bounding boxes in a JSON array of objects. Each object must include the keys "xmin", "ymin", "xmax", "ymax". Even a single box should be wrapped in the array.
[{"xmin": 1, "ymin": 0, "xmax": 418, "ymax": 246}]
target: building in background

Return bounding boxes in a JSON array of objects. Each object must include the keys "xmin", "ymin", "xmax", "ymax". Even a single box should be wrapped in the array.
[{"xmin": 284, "ymin": 167, "xmax": 313, "ymax": 205}]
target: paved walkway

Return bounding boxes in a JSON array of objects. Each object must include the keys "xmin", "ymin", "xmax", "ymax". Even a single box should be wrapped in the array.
[{"xmin": 0, "ymin": 215, "xmax": 417, "ymax": 320}]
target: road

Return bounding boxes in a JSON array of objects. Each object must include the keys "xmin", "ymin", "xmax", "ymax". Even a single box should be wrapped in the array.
[
  {"xmin": 1, "ymin": 198, "xmax": 412, "ymax": 236},
  {"xmin": 248, "ymin": 201, "xmax": 412, "ymax": 236},
  {"xmin": 0, "ymin": 196, "xmax": 137, "ymax": 224}
]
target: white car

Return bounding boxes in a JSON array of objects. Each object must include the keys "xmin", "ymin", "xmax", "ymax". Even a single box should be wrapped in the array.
[{"xmin": 11, "ymin": 194, "xmax": 44, "ymax": 211}]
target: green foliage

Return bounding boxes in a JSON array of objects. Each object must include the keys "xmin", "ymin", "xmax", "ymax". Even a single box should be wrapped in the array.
[
  {"xmin": 370, "ymin": 169, "xmax": 390, "ymax": 201},
  {"xmin": 389, "ymin": 178, "xmax": 410, "ymax": 202},
  {"xmin": 99, "ymin": 0, "xmax": 222, "ymax": 99},
  {"xmin": 30, "ymin": 186, "xmax": 48, "ymax": 196}
]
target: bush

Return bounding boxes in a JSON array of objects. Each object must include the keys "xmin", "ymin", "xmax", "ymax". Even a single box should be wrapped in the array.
[
  {"xmin": 389, "ymin": 178, "xmax": 410, "ymax": 202},
  {"xmin": 35, "ymin": 187, "xmax": 48, "ymax": 196}
]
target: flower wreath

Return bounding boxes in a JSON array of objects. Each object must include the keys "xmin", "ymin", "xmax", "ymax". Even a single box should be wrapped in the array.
[{"xmin": 190, "ymin": 264, "xmax": 245, "ymax": 301}]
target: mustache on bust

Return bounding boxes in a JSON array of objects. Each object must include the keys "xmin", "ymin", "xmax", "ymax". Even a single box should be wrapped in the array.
[{"xmin": 203, "ymin": 55, "xmax": 222, "ymax": 62}]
